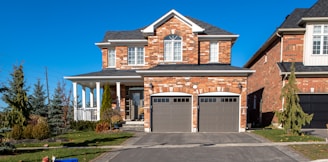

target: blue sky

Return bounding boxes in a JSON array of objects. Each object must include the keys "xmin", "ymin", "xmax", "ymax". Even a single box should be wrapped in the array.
[{"xmin": 0, "ymin": 0, "xmax": 317, "ymax": 109}]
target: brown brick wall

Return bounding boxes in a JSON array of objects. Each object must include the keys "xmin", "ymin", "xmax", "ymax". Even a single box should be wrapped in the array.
[
  {"xmin": 200, "ymin": 41, "xmax": 231, "ymax": 64},
  {"xmin": 290, "ymin": 78, "xmax": 328, "ymax": 93},
  {"xmin": 143, "ymin": 76, "xmax": 248, "ymax": 131},
  {"xmin": 282, "ymin": 34, "xmax": 304, "ymax": 62},
  {"xmin": 247, "ymin": 41, "xmax": 283, "ymax": 124}
]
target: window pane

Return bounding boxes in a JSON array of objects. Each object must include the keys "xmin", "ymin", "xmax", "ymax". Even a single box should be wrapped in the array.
[
  {"xmin": 108, "ymin": 49, "xmax": 115, "ymax": 66},
  {"xmin": 324, "ymin": 25, "xmax": 328, "ymax": 34},
  {"xmin": 128, "ymin": 47, "xmax": 135, "ymax": 64},
  {"xmin": 324, "ymin": 36, "xmax": 328, "ymax": 54},
  {"xmin": 313, "ymin": 36, "xmax": 321, "ymax": 54},
  {"xmin": 173, "ymin": 42, "xmax": 181, "ymax": 61},
  {"xmin": 137, "ymin": 47, "xmax": 144, "ymax": 64},
  {"xmin": 164, "ymin": 41, "xmax": 172, "ymax": 61},
  {"xmin": 210, "ymin": 42, "xmax": 218, "ymax": 62},
  {"xmin": 313, "ymin": 25, "xmax": 321, "ymax": 34}
]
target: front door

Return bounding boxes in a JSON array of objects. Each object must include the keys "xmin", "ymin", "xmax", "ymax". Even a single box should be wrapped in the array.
[{"xmin": 126, "ymin": 90, "xmax": 144, "ymax": 120}]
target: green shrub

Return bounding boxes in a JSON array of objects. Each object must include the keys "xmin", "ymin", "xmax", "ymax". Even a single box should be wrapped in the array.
[
  {"xmin": 11, "ymin": 125, "xmax": 23, "ymax": 140},
  {"xmin": 22, "ymin": 124, "xmax": 34, "ymax": 139},
  {"xmin": 70, "ymin": 120, "xmax": 97, "ymax": 131},
  {"xmin": 0, "ymin": 142, "xmax": 16, "ymax": 154},
  {"xmin": 32, "ymin": 122, "xmax": 50, "ymax": 140},
  {"xmin": 95, "ymin": 121, "xmax": 110, "ymax": 133}
]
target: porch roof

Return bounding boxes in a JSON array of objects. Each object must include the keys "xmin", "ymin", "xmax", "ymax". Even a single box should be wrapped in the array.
[{"xmin": 278, "ymin": 62, "xmax": 328, "ymax": 76}]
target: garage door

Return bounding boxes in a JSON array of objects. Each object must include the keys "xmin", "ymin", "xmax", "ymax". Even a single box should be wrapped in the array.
[
  {"xmin": 199, "ymin": 96, "xmax": 239, "ymax": 132},
  {"xmin": 299, "ymin": 94, "xmax": 328, "ymax": 128},
  {"xmin": 152, "ymin": 96, "xmax": 192, "ymax": 132}
]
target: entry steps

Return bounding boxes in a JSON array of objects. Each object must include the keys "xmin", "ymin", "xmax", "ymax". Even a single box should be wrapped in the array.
[{"xmin": 122, "ymin": 121, "xmax": 144, "ymax": 132}]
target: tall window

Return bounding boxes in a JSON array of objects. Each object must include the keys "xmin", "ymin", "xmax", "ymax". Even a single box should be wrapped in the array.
[
  {"xmin": 164, "ymin": 34, "xmax": 182, "ymax": 61},
  {"xmin": 108, "ymin": 48, "xmax": 115, "ymax": 67},
  {"xmin": 210, "ymin": 42, "xmax": 219, "ymax": 62},
  {"xmin": 312, "ymin": 25, "xmax": 328, "ymax": 55},
  {"xmin": 128, "ymin": 47, "xmax": 144, "ymax": 65}
]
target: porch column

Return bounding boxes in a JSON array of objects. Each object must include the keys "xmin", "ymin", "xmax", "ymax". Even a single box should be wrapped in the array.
[
  {"xmin": 73, "ymin": 82, "xmax": 78, "ymax": 121},
  {"xmin": 96, "ymin": 82, "xmax": 101, "ymax": 121},
  {"xmin": 116, "ymin": 82, "xmax": 121, "ymax": 110},
  {"xmin": 90, "ymin": 88, "xmax": 94, "ymax": 107},
  {"xmin": 82, "ymin": 86, "xmax": 86, "ymax": 120}
]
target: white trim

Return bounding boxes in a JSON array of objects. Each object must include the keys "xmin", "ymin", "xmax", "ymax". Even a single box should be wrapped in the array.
[
  {"xmin": 141, "ymin": 9, "xmax": 204, "ymax": 34},
  {"xmin": 151, "ymin": 92, "xmax": 192, "ymax": 96},
  {"xmin": 108, "ymin": 48, "xmax": 116, "ymax": 68},
  {"xmin": 116, "ymin": 82, "xmax": 121, "ymax": 110},
  {"xmin": 128, "ymin": 46, "xmax": 145, "ymax": 66},
  {"xmin": 198, "ymin": 92, "xmax": 239, "ymax": 96},
  {"xmin": 73, "ymin": 82, "xmax": 78, "ymax": 121},
  {"xmin": 64, "ymin": 76, "xmax": 142, "ymax": 80},
  {"xmin": 299, "ymin": 17, "xmax": 328, "ymax": 24},
  {"xmin": 96, "ymin": 82, "xmax": 101, "ymax": 121},
  {"xmin": 164, "ymin": 34, "xmax": 183, "ymax": 62},
  {"xmin": 277, "ymin": 28, "xmax": 306, "ymax": 32},
  {"xmin": 209, "ymin": 41, "xmax": 219, "ymax": 63},
  {"xmin": 136, "ymin": 70, "xmax": 255, "ymax": 74},
  {"xmin": 108, "ymin": 39, "xmax": 147, "ymax": 43},
  {"xmin": 281, "ymin": 71, "xmax": 328, "ymax": 75},
  {"xmin": 198, "ymin": 35, "xmax": 239, "ymax": 38}
]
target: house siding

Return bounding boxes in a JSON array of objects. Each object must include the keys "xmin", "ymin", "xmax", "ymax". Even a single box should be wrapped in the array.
[{"xmin": 143, "ymin": 76, "xmax": 248, "ymax": 131}]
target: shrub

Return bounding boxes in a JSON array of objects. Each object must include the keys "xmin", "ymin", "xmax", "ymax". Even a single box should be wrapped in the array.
[
  {"xmin": 95, "ymin": 121, "xmax": 110, "ymax": 133},
  {"xmin": 70, "ymin": 120, "xmax": 97, "ymax": 131},
  {"xmin": 11, "ymin": 125, "xmax": 23, "ymax": 140},
  {"xmin": 111, "ymin": 114, "xmax": 123, "ymax": 125},
  {"xmin": 0, "ymin": 142, "xmax": 16, "ymax": 155},
  {"xmin": 32, "ymin": 122, "xmax": 50, "ymax": 140},
  {"xmin": 22, "ymin": 124, "xmax": 34, "ymax": 139}
]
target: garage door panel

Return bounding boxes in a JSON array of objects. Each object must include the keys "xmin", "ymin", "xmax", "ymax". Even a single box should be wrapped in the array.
[
  {"xmin": 299, "ymin": 94, "xmax": 328, "ymax": 128},
  {"xmin": 152, "ymin": 96, "xmax": 191, "ymax": 132},
  {"xmin": 199, "ymin": 96, "xmax": 239, "ymax": 132}
]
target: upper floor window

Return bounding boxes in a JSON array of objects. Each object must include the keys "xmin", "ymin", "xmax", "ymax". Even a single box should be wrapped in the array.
[
  {"xmin": 164, "ymin": 34, "xmax": 182, "ymax": 61},
  {"xmin": 128, "ymin": 47, "xmax": 144, "ymax": 65},
  {"xmin": 108, "ymin": 48, "xmax": 115, "ymax": 67},
  {"xmin": 312, "ymin": 25, "xmax": 328, "ymax": 55},
  {"xmin": 210, "ymin": 42, "xmax": 219, "ymax": 62}
]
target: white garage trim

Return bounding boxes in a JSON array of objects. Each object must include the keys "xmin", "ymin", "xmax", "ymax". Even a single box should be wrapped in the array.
[
  {"xmin": 199, "ymin": 92, "xmax": 243, "ymax": 132},
  {"xmin": 151, "ymin": 92, "xmax": 193, "ymax": 132}
]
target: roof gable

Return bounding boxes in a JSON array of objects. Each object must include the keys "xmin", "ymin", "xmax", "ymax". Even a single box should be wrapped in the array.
[{"xmin": 141, "ymin": 9, "xmax": 205, "ymax": 34}]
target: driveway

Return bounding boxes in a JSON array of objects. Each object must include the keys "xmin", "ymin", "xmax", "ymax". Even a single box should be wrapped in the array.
[{"xmin": 101, "ymin": 132, "xmax": 308, "ymax": 162}]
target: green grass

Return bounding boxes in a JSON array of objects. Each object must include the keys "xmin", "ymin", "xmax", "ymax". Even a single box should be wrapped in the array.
[
  {"xmin": 252, "ymin": 129, "xmax": 324, "ymax": 142},
  {"xmin": 291, "ymin": 144, "xmax": 328, "ymax": 160},
  {"xmin": 0, "ymin": 148, "xmax": 109, "ymax": 162},
  {"xmin": 15, "ymin": 131, "xmax": 133, "ymax": 147}
]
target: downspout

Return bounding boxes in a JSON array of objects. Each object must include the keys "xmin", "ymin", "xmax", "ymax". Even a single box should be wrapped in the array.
[{"xmin": 276, "ymin": 32, "xmax": 283, "ymax": 62}]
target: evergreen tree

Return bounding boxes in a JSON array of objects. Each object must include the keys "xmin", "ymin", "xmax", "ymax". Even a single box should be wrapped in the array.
[
  {"xmin": 29, "ymin": 79, "xmax": 47, "ymax": 117},
  {"xmin": 276, "ymin": 62, "xmax": 313, "ymax": 135},
  {"xmin": 1, "ymin": 64, "xmax": 30, "ymax": 127},
  {"xmin": 48, "ymin": 82, "xmax": 64, "ymax": 135},
  {"xmin": 100, "ymin": 84, "xmax": 112, "ymax": 121}
]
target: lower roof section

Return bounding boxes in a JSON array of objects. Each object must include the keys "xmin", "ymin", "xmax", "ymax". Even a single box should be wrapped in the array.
[{"xmin": 277, "ymin": 62, "xmax": 328, "ymax": 77}]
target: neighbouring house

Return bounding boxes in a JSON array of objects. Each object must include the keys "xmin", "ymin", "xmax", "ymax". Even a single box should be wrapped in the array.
[
  {"xmin": 64, "ymin": 9, "xmax": 254, "ymax": 132},
  {"xmin": 245, "ymin": 0, "xmax": 328, "ymax": 128}
]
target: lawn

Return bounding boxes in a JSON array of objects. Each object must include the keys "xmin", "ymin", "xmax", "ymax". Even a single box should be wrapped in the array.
[
  {"xmin": 15, "ymin": 131, "xmax": 134, "ymax": 147},
  {"xmin": 252, "ymin": 129, "xmax": 324, "ymax": 142},
  {"xmin": 291, "ymin": 144, "xmax": 328, "ymax": 160},
  {"xmin": 0, "ymin": 148, "xmax": 108, "ymax": 162}
]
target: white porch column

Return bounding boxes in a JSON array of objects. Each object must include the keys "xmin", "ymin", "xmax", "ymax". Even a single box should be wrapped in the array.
[
  {"xmin": 82, "ymin": 86, "xmax": 86, "ymax": 120},
  {"xmin": 116, "ymin": 82, "xmax": 121, "ymax": 110},
  {"xmin": 90, "ymin": 88, "xmax": 94, "ymax": 108},
  {"xmin": 73, "ymin": 82, "xmax": 78, "ymax": 121},
  {"xmin": 96, "ymin": 82, "xmax": 101, "ymax": 121}
]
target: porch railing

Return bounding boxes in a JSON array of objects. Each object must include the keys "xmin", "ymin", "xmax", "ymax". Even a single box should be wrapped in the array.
[{"xmin": 76, "ymin": 107, "xmax": 98, "ymax": 121}]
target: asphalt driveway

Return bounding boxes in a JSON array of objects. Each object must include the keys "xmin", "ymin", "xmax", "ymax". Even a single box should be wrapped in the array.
[{"xmin": 102, "ymin": 132, "xmax": 308, "ymax": 162}]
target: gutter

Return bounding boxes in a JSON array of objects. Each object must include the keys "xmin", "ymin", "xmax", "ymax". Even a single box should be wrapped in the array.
[
  {"xmin": 280, "ymin": 71, "xmax": 328, "ymax": 75},
  {"xmin": 136, "ymin": 70, "xmax": 255, "ymax": 74},
  {"xmin": 298, "ymin": 17, "xmax": 328, "ymax": 25},
  {"xmin": 64, "ymin": 76, "xmax": 142, "ymax": 80}
]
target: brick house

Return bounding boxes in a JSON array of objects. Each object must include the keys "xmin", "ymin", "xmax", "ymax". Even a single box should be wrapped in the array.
[
  {"xmin": 245, "ymin": 0, "xmax": 328, "ymax": 128},
  {"xmin": 65, "ymin": 9, "xmax": 254, "ymax": 132}
]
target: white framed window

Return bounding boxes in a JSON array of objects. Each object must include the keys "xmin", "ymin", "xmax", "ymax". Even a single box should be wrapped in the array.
[
  {"xmin": 209, "ymin": 42, "xmax": 219, "ymax": 62},
  {"xmin": 108, "ymin": 48, "xmax": 115, "ymax": 67},
  {"xmin": 164, "ymin": 34, "xmax": 182, "ymax": 61},
  {"xmin": 128, "ymin": 47, "xmax": 144, "ymax": 65},
  {"xmin": 312, "ymin": 24, "xmax": 328, "ymax": 55}
]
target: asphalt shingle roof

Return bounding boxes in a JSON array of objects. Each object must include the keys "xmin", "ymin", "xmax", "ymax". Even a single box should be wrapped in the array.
[
  {"xmin": 101, "ymin": 16, "xmax": 234, "ymax": 42},
  {"xmin": 148, "ymin": 64, "xmax": 250, "ymax": 71},
  {"xmin": 277, "ymin": 62, "xmax": 328, "ymax": 73},
  {"xmin": 74, "ymin": 69, "xmax": 139, "ymax": 77},
  {"xmin": 279, "ymin": 9, "xmax": 308, "ymax": 28},
  {"xmin": 304, "ymin": 0, "xmax": 328, "ymax": 17}
]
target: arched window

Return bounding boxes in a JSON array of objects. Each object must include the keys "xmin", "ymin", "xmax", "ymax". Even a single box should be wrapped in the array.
[{"xmin": 164, "ymin": 34, "xmax": 182, "ymax": 61}]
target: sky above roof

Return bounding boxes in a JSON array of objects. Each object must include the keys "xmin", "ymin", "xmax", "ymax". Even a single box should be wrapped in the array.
[{"xmin": 0, "ymin": 0, "xmax": 317, "ymax": 109}]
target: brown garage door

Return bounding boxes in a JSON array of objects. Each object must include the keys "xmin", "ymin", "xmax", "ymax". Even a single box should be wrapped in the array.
[
  {"xmin": 299, "ymin": 94, "xmax": 328, "ymax": 128},
  {"xmin": 199, "ymin": 96, "xmax": 239, "ymax": 132},
  {"xmin": 152, "ymin": 96, "xmax": 191, "ymax": 132}
]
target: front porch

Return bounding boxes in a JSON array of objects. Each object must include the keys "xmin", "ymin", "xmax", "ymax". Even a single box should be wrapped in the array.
[{"xmin": 65, "ymin": 69, "xmax": 145, "ymax": 122}]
